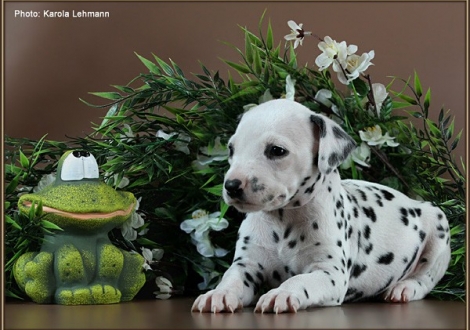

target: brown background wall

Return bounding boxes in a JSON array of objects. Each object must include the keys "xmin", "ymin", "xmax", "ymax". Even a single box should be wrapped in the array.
[{"xmin": 4, "ymin": 1, "xmax": 467, "ymax": 161}]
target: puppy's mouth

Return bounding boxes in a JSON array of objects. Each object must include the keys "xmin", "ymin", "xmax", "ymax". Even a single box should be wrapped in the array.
[
  {"xmin": 225, "ymin": 194, "xmax": 288, "ymax": 213},
  {"xmin": 229, "ymin": 201, "xmax": 262, "ymax": 213}
]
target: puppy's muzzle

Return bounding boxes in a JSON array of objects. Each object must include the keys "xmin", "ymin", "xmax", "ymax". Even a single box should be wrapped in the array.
[{"xmin": 224, "ymin": 179, "xmax": 244, "ymax": 199}]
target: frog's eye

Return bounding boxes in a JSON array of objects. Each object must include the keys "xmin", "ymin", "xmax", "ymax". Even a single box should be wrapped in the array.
[{"xmin": 61, "ymin": 151, "xmax": 99, "ymax": 181}]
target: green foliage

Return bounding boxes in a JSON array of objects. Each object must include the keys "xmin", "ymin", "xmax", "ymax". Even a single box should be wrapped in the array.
[{"xmin": 4, "ymin": 14, "xmax": 465, "ymax": 301}]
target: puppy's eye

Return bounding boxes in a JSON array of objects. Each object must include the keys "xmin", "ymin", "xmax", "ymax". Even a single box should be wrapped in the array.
[
  {"xmin": 228, "ymin": 144, "xmax": 234, "ymax": 158},
  {"xmin": 265, "ymin": 144, "xmax": 289, "ymax": 159}
]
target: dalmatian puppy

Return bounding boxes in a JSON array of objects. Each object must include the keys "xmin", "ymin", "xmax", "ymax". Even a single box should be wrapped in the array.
[{"xmin": 192, "ymin": 99, "xmax": 451, "ymax": 313}]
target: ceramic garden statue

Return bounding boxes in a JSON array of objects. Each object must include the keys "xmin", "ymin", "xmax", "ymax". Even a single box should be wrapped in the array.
[{"xmin": 13, "ymin": 150, "xmax": 146, "ymax": 305}]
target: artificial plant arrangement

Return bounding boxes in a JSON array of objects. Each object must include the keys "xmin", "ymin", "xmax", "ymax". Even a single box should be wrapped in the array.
[{"xmin": 5, "ymin": 13, "xmax": 465, "ymax": 301}]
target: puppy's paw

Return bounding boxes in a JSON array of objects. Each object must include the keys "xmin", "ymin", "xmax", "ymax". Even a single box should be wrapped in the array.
[
  {"xmin": 254, "ymin": 289, "xmax": 301, "ymax": 314},
  {"xmin": 383, "ymin": 280, "xmax": 423, "ymax": 303},
  {"xmin": 191, "ymin": 289, "xmax": 243, "ymax": 313}
]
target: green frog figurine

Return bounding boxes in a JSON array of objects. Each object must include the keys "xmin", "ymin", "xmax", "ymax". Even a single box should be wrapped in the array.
[{"xmin": 13, "ymin": 150, "xmax": 146, "ymax": 305}]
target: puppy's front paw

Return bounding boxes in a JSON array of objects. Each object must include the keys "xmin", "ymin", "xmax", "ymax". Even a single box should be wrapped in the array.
[
  {"xmin": 191, "ymin": 289, "xmax": 243, "ymax": 313},
  {"xmin": 255, "ymin": 289, "xmax": 301, "ymax": 314}
]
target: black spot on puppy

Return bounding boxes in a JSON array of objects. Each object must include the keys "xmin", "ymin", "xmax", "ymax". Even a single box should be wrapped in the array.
[
  {"xmin": 250, "ymin": 177, "xmax": 265, "ymax": 192},
  {"xmin": 310, "ymin": 115, "xmax": 327, "ymax": 138},
  {"xmin": 284, "ymin": 226, "xmax": 292, "ymax": 239},
  {"xmin": 333, "ymin": 126, "xmax": 351, "ymax": 140},
  {"xmin": 272, "ymin": 231, "xmax": 280, "ymax": 243},
  {"xmin": 351, "ymin": 264, "xmax": 367, "ymax": 278},
  {"xmin": 377, "ymin": 252, "xmax": 395, "ymax": 265},
  {"xmin": 362, "ymin": 206, "xmax": 377, "ymax": 222},
  {"xmin": 381, "ymin": 189, "xmax": 395, "ymax": 201}
]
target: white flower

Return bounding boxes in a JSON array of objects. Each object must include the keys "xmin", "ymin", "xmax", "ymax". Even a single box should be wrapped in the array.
[
  {"xmin": 284, "ymin": 20, "xmax": 312, "ymax": 49},
  {"xmin": 335, "ymin": 51, "xmax": 375, "ymax": 85},
  {"xmin": 258, "ymin": 89, "xmax": 274, "ymax": 104},
  {"xmin": 314, "ymin": 89, "xmax": 339, "ymax": 115},
  {"xmin": 244, "ymin": 74, "xmax": 295, "ymax": 111},
  {"xmin": 104, "ymin": 172, "xmax": 130, "ymax": 189},
  {"xmin": 196, "ymin": 258, "xmax": 221, "ymax": 291},
  {"xmin": 315, "ymin": 36, "xmax": 357, "ymax": 71},
  {"xmin": 120, "ymin": 124, "xmax": 135, "ymax": 142},
  {"xmin": 121, "ymin": 197, "xmax": 145, "ymax": 241},
  {"xmin": 33, "ymin": 173, "xmax": 56, "ymax": 192},
  {"xmin": 154, "ymin": 276, "xmax": 173, "ymax": 300},
  {"xmin": 193, "ymin": 137, "xmax": 228, "ymax": 170},
  {"xmin": 141, "ymin": 247, "xmax": 164, "ymax": 271},
  {"xmin": 341, "ymin": 142, "xmax": 371, "ymax": 169},
  {"xmin": 156, "ymin": 130, "xmax": 191, "ymax": 155},
  {"xmin": 180, "ymin": 209, "xmax": 229, "ymax": 258},
  {"xmin": 359, "ymin": 125, "xmax": 399, "ymax": 148},
  {"xmin": 284, "ymin": 75, "xmax": 296, "ymax": 100},
  {"xmin": 18, "ymin": 172, "xmax": 56, "ymax": 197},
  {"xmin": 369, "ymin": 83, "xmax": 389, "ymax": 117}
]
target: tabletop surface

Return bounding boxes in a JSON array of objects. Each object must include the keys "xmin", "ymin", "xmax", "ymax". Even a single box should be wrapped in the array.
[{"xmin": 4, "ymin": 297, "xmax": 466, "ymax": 329}]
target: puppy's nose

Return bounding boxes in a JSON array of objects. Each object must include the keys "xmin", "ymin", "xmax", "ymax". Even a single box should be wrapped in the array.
[{"xmin": 224, "ymin": 179, "xmax": 243, "ymax": 198}]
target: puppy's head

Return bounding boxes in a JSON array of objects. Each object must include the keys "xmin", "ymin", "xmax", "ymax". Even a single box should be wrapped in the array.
[{"xmin": 223, "ymin": 99, "xmax": 355, "ymax": 212}]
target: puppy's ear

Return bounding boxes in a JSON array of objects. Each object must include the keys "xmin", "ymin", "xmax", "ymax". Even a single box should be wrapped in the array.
[{"xmin": 310, "ymin": 114, "xmax": 356, "ymax": 174}]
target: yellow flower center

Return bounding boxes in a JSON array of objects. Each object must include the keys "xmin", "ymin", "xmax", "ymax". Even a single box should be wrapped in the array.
[{"xmin": 192, "ymin": 210, "xmax": 209, "ymax": 219}]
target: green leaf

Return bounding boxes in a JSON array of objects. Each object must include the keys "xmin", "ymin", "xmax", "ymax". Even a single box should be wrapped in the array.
[
  {"xmin": 223, "ymin": 60, "xmax": 251, "ymax": 74},
  {"xmin": 98, "ymin": 104, "xmax": 119, "ymax": 130},
  {"xmin": 219, "ymin": 201, "xmax": 229, "ymax": 219},
  {"xmin": 380, "ymin": 97, "xmax": 393, "ymax": 120},
  {"xmin": 153, "ymin": 54, "xmax": 175, "ymax": 76},
  {"xmin": 445, "ymin": 119, "xmax": 455, "ymax": 140},
  {"xmin": 266, "ymin": 19, "xmax": 274, "ymax": 50},
  {"xmin": 450, "ymin": 130, "xmax": 463, "ymax": 150},
  {"xmin": 6, "ymin": 173, "xmax": 20, "ymax": 195},
  {"xmin": 204, "ymin": 184, "xmax": 223, "ymax": 196},
  {"xmin": 392, "ymin": 101, "xmax": 412, "ymax": 110},
  {"xmin": 288, "ymin": 45, "xmax": 297, "ymax": 68},
  {"xmin": 135, "ymin": 52, "xmax": 161, "ymax": 74},
  {"xmin": 244, "ymin": 29, "xmax": 254, "ymax": 65},
  {"xmin": 136, "ymin": 237, "xmax": 160, "ymax": 247},
  {"xmin": 41, "ymin": 220, "xmax": 64, "ymax": 231},
  {"xmin": 397, "ymin": 93, "xmax": 418, "ymax": 105},
  {"xmin": 19, "ymin": 150, "xmax": 29, "ymax": 168},
  {"xmin": 410, "ymin": 111, "xmax": 423, "ymax": 118},
  {"xmin": 112, "ymin": 85, "xmax": 134, "ymax": 94},
  {"xmin": 352, "ymin": 78, "xmax": 369, "ymax": 97},
  {"xmin": 253, "ymin": 47, "xmax": 262, "ymax": 75},
  {"xmin": 414, "ymin": 71, "xmax": 423, "ymax": 98},
  {"xmin": 6, "ymin": 215, "xmax": 22, "ymax": 230},
  {"xmin": 424, "ymin": 88, "xmax": 431, "ymax": 116},
  {"xmin": 169, "ymin": 58, "xmax": 185, "ymax": 77},
  {"xmin": 89, "ymin": 92, "xmax": 122, "ymax": 100}
]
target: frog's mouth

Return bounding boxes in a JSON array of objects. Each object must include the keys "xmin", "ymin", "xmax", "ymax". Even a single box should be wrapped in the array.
[{"xmin": 21, "ymin": 201, "xmax": 136, "ymax": 220}]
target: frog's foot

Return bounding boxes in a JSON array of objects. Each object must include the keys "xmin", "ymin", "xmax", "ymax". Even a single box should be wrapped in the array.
[
  {"xmin": 56, "ymin": 284, "xmax": 121, "ymax": 305},
  {"xmin": 17, "ymin": 252, "xmax": 55, "ymax": 303},
  {"xmin": 119, "ymin": 251, "xmax": 146, "ymax": 301},
  {"xmin": 13, "ymin": 252, "xmax": 38, "ymax": 292}
]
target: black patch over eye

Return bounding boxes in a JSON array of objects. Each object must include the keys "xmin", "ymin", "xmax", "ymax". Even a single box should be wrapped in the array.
[
  {"xmin": 228, "ymin": 144, "xmax": 234, "ymax": 158},
  {"xmin": 265, "ymin": 144, "xmax": 289, "ymax": 159}
]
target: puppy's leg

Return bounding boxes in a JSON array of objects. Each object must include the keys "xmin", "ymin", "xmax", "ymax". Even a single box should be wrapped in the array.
[
  {"xmin": 384, "ymin": 210, "xmax": 451, "ymax": 303},
  {"xmin": 191, "ymin": 264, "xmax": 251, "ymax": 313},
  {"xmin": 192, "ymin": 220, "xmax": 267, "ymax": 313},
  {"xmin": 255, "ymin": 267, "xmax": 347, "ymax": 313}
]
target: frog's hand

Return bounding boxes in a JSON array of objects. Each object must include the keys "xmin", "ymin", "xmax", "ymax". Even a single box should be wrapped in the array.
[
  {"xmin": 119, "ymin": 251, "xmax": 146, "ymax": 301},
  {"xmin": 55, "ymin": 244, "xmax": 88, "ymax": 286},
  {"xmin": 18, "ymin": 252, "xmax": 55, "ymax": 303}
]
